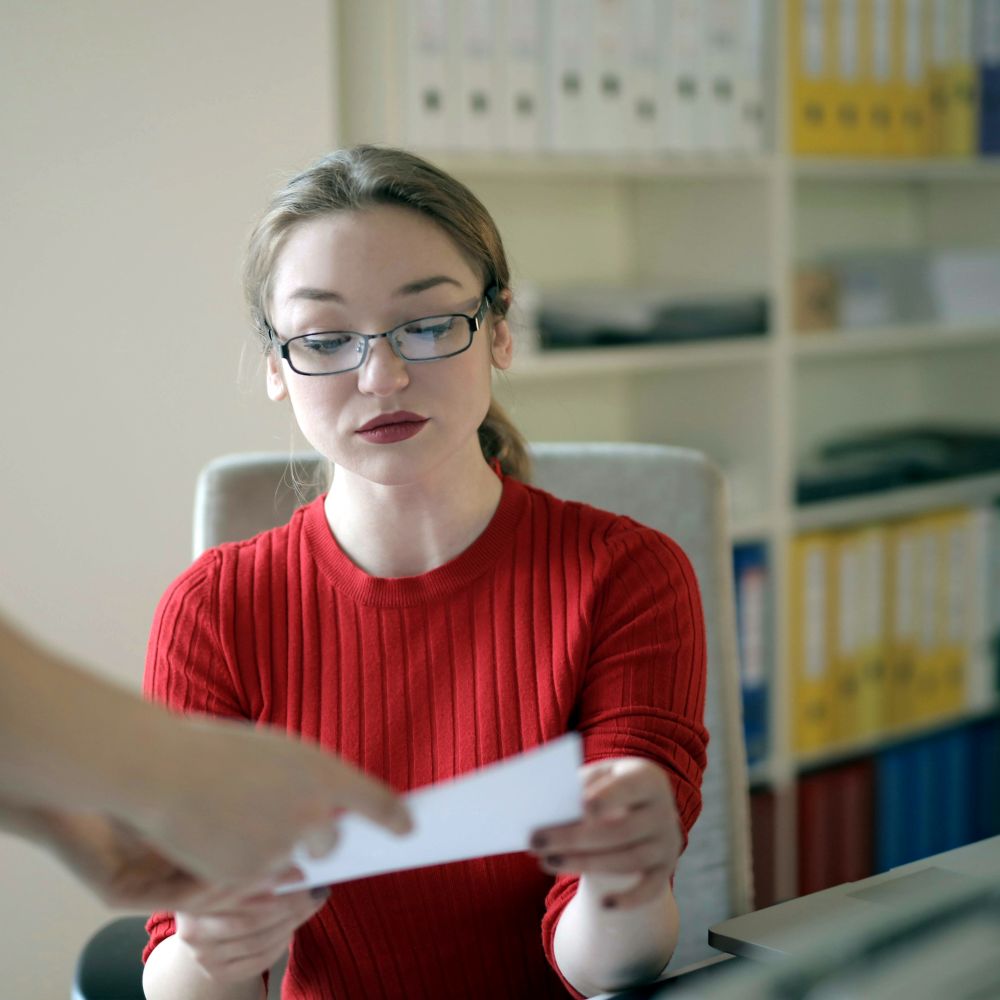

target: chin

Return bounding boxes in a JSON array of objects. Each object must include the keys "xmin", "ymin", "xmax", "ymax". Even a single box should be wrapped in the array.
[{"xmin": 331, "ymin": 445, "xmax": 439, "ymax": 488}]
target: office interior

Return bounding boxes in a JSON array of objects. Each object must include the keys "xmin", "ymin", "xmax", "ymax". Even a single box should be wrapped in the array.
[{"xmin": 4, "ymin": 2, "xmax": 1000, "ymax": 997}]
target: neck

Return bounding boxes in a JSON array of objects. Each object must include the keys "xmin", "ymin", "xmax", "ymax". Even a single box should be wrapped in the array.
[{"xmin": 324, "ymin": 445, "xmax": 503, "ymax": 578}]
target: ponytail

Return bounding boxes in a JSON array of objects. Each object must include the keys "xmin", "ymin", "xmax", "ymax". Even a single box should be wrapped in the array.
[{"xmin": 478, "ymin": 400, "xmax": 532, "ymax": 482}]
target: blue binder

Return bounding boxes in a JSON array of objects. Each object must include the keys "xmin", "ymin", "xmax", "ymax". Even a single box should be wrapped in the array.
[{"xmin": 733, "ymin": 542, "xmax": 770, "ymax": 766}]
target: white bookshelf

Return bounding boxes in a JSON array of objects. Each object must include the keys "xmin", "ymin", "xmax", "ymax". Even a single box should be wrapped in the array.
[
  {"xmin": 794, "ymin": 321, "xmax": 1000, "ymax": 359},
  {"xmin": 795, "ymin": 471, "xmax": 1000, "ymax": 533},
  {"xmin": 509, "ymin": 338, "xmax": 772, "ymax": 378},
  {"xmin": 795, "ymin": 695, "xmax": 1000, "ymax": 773},
  {"xmin": 332, "ymin": 0, "xmax": 1000, "ymax": 903}
]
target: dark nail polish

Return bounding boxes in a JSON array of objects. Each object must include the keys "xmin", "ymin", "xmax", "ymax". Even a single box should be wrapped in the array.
[
  {"xmin": 545, "ymin": 855, "xmax": 564, "ymax": 867},
  {"xmin": 310, "ymin": 886, "xmax": 329, "ymax": 902},
  {"xmin": 602, "ymin": 895, "xmax": 617, "ymax": 910},
  {"xmin": 531, "ymin": 833, "xmax": 548, "ymax": 850}
]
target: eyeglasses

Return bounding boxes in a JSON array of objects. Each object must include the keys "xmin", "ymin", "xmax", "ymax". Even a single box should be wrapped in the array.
[{"xmin": 267, "ymin": 285, "xmax": 499, "ymax": 376}]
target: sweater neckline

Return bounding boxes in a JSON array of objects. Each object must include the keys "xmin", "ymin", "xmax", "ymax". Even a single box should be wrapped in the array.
[{"xmin": 302, "ymin": 475, "xmax": 529, "ymax": 606}]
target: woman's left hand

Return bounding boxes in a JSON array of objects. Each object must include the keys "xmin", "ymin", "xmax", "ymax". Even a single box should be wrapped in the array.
[{"xmin": 529, "ymin": 757, "xmax": 682, "ymax": 910}]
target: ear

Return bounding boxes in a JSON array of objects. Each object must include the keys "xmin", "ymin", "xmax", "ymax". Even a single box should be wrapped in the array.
[
  {"xmin": 265, "ymin": 352, "xmax": 288, "ymax": 402},
  {"xmin": 489, "ymin": 290, "xmax": 514, "ymax": 371}
]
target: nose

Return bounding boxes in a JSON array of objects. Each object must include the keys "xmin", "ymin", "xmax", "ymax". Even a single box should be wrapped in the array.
[{"xmin": 356, "ymin": 335, "xmax": 409, "ymax": 397}]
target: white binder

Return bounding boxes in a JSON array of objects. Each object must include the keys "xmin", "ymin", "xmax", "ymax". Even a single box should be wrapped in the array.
[
  {"xmin": 455, "ymin": 0, "xmax": 500, "ymax": 151},
  {"xmin": 703, "ymin": 0, "xmax": 742, "ymax": 152},
  {"xmin": 497, "ymin": 0, "xmax": 545, "ymax": 152},
  {"xmin": 735, "ymin": 0, "xmax": 767, "ymax": 152},
  {"xmin": 400, "ymin": 0, "xmax": 456, "ymax": 150},
  {"xmin": 546, "ymin": 0, "xmax": 593, "ymax": 151},
  {"xmin": 588, "ymin": 0, "xmax": 631, "ymax": 152},
  {"xmin": 625, "ymin": 0, "xmax": 665, "ymax": 152},
  {"xmin": 662, "ymin": 0, "xmax": 706, "ymax": 152}
]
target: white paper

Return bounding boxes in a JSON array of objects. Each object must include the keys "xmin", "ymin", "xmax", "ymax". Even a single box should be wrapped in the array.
[{"xmin": 277, "ymin": 733, "xmax": 583, "ymax": 892}]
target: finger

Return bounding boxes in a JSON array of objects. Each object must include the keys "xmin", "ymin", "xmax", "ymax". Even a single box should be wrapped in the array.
[
  {"xmin": 601, "ymin": 866, "xmax": 672, "ymax": 910},
  {"xmin": 528, "ymin": 818, "xmax": 583, "ymax": 852},
  {"xmin": 539, "ymin": 837, "xmax": 671, "ymax": 877},
  {"xmin": 211, "ymin": 936, "xmax": 296, "ymax": 985},
  {"xmin": 300, "ymin": 821, "xmax": 340, "ymax": 859},
  {"xmin": 180, "ymin": 889, "xmax": 321, "ymax": 945},
  {"xmin": 530, "ymin": 804, "xmax": 667, "ymax": 856},
  {"xmin": 330, "ymin": 764, "xmax": 412, "ymax": 836},
  {"xmin": 582, "ymin": 761, "xmax": 615, "ymax": 788},
  {"xmin": 208, "ymin": 893, "xmax": 325, "ymax": 962}
]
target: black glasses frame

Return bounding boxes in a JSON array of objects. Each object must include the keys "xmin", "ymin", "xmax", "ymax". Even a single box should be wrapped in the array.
[{"xmin": 267, "ymin": 285, "xmax": 499, "ymax": 376}]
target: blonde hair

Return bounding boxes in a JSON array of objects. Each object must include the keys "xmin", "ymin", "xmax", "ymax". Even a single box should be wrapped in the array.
[{"xmin": 243, "ymin": 145, "xmax": 531, "ymax": 482}]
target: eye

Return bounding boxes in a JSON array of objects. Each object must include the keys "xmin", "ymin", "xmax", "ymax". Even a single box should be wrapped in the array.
[
  {"xmin": 299, "ymin": 332, "xmax": 355, "ymax": 353},
  {"xmin": 403, "ymin": 316, "xmax": 458, "ymax": 339}
]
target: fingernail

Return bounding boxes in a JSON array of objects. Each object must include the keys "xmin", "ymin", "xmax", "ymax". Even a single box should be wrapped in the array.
[
  {"xmin": 545, "ymin": 855, "xmax": 564, "ymax": 868},
  {"xmin": 394, "ymin": 808, "xmax": 414, "ymax": 834},
  {"xmin": 587, "ymin": 799, "xmax": 603, "ymax": 816},
  {"xmin": 602, "ymin": 895, "xmax": 617, "ymax": 910},
  {"xmin": 531, "ymin": 833, "xmax": 548, "ymax": 850},
  {"xmin": 310, "ymin": 886, "xmax": 329, "ymax": 902}
]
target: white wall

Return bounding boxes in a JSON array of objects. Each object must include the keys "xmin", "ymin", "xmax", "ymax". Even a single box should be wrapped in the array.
[{"xmin": 0, "ymin": 3, "xmax": 335, "ymax": 995}]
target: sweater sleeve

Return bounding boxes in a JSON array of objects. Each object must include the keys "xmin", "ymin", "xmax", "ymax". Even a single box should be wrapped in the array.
[
  {"xmin": 541, "ymin": 519, "xmax": 709, "ymax": 993},
  {"xmin": 141, "ymin": 549, "xmax": 251, "ymax": 964}
]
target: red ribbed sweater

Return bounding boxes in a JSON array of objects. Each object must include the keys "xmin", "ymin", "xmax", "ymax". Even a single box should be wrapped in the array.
[{"xmin": 143, "ymin": 475, "xmax": 708, "ymax": 999}]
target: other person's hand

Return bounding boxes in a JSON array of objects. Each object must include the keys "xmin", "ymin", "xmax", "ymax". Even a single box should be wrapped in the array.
[
  {"xmin": 135, "ymin": 715, "xmax": 411, "ymax": 884},
  {"xmin": 30, "ymin": 809, "xmax": 279, "ymax": 911}
]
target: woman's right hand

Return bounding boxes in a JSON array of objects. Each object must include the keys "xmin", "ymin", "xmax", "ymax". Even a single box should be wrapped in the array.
[{"xmin": 175, "ymin": 886, "xmax": 330, "ymax": 985}]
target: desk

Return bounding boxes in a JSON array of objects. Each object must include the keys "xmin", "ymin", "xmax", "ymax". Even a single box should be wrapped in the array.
[{"xmin": 708, "ymin": 834, "xmax": 1000, "ymax": 963}]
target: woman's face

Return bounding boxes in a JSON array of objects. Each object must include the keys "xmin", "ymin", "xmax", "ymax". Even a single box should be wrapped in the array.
[{"xmin": 265, "ymin": 205, "xmax": 512, "ymax": 487}]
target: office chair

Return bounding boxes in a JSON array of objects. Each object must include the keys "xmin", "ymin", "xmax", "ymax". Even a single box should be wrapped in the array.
[{"xmin": 72, "ymin": 442, "xmax": 752, "ymax": 996}]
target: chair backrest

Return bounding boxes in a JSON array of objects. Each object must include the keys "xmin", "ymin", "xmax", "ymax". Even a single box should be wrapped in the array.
[{"xmin": 194, "ymin": 443, "xmax": 753, "ymax": 971}]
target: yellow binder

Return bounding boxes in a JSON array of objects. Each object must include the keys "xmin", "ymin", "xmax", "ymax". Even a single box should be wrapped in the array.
[
  {"xmin": 856, "ymin": 523, "xmax": 889, "ymax": 737},
  {"xmin": 832, "ymin": 530, "xmax": 864, "ymax": 743},
  {"xmin": 790, "ymin": 0, "xmax": 839, "ymax": 154},
  {"xmin": 896, "ymin": 0, "xmax": 931, "ymax": 157},
  {"xmin": 926, "ymin": 0, "xmax": 951, "ymax": 154},
  {"xmin": 943, "ymin": 0, "xmax": 977, "ymax": 156},
  {"xmin": 831, "ymin": 0, "xmax": 866, "ymax": 154},
  {"xmin": 914, "ymin": 513, "xmax": 947, "ymax": 721},
  {"xmin": 858, "ymin": 0, "xmax": 881, "ymax": 153},
  {"xmin": 937, "ymin": 508, "xmax": 972, "ymax": 714},
  {"xmin": 790, "ymin": 533, "xmax": 838, "ymax": 753},
  {"xmin": 866, "ymin": 0, "xmax": 901, "ymax": 155},
  {"xmin": 884, "ymin": 518, "xmax": 920, "ymax": 728}
]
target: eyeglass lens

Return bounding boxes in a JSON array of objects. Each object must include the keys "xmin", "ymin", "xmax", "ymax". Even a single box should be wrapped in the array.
[{"xmin": 287, "ymin": 314, "xmax": 472, "ymax": 374}]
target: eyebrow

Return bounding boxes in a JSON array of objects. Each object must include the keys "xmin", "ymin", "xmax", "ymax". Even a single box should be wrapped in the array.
[{"xmin": 287, "ymin": 274, "xmax": 464, "ymax": 304}]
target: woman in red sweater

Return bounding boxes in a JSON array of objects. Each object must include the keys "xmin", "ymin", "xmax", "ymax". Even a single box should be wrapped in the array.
[{"xmin": 141, "ymin": 145, "xmax": 708, "ymax": 1000}]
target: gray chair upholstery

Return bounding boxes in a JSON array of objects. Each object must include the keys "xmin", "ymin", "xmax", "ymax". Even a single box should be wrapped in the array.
[
  {"xmin": 73, "ymin": 442, "xmax": 752, "ymax": 997},
  {"xmin": 193, "ymin": 442, "xmax": 754, "ymax": 972}
]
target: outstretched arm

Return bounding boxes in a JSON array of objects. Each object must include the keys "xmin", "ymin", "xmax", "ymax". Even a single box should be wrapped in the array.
[{"xmin": 0, "ymin": 612, "xmax": 410, "ymax": 902}]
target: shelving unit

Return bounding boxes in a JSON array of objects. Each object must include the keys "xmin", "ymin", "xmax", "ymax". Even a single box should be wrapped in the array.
[
  {"xmin": 795, "ymin": 694, "xmax": 1000, "ymax": 774},
  {"xmin": 332, "ymin": 0, "xmax": 1000, "ymax": 906}
]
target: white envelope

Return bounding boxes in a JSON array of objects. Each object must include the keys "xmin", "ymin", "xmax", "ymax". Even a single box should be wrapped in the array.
[{"xmin": 278, "ymin": 733, "xmax": 584, "ymax": 892}]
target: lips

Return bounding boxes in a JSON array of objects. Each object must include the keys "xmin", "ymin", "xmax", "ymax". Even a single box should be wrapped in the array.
[{"xmin": 357, "ymin": 411, "xmax": 427, "ymax": 432}]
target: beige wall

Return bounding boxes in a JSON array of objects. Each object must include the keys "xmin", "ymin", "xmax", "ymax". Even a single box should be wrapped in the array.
[{"xmin": 0, "ymin": 3, "xmax": 335, "ymax": 995}]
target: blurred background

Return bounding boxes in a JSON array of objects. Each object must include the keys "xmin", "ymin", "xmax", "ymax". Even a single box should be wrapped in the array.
[{"xmin": 4, "ymin": 1, "xmax": 1000, "ymax": 996}]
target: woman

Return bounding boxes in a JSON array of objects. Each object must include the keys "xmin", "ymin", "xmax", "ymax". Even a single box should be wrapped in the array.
[{"xmin": 141, "ymin": 145, "xmax": 708, "ymax": 999}]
